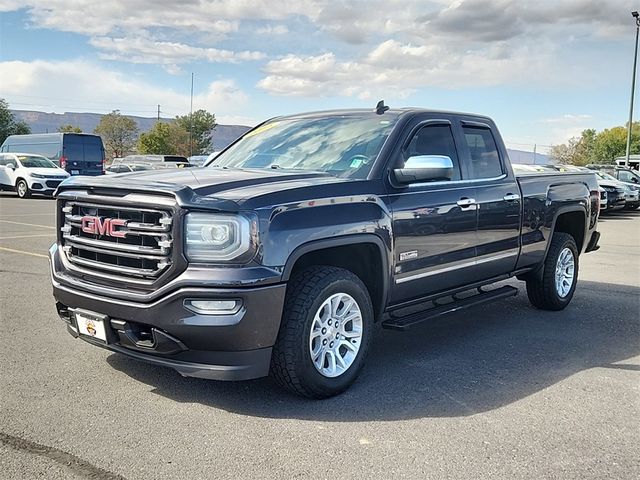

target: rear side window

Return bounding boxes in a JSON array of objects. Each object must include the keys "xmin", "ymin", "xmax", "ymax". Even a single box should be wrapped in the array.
[
  {"xmin": 5, "ymin": 141, "xmax": 60, "ymax": 159},
  {"xmin": 404, "ymin": 124, "xmax": 461, "ymax": 181},
  {"xmin": 462, "ymin": 126, "xmax": 503, "ymax": 179}
]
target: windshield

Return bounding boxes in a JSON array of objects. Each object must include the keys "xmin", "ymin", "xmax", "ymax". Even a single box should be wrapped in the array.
[
  {"xmin": 18, "ymin": 155, "xmax": 58, "ymax": 168},
  {"xmin": 209, "ymin": 114, "xmax": 399, "ymax": 179},
  {"xmin": 595, "ymin": 171, "xmax": 618, "ymax": 182}
]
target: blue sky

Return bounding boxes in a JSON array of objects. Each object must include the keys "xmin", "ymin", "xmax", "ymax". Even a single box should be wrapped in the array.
[{"xmin": 0, "ymin": 0, "xmax": 637, "ymax": 152}]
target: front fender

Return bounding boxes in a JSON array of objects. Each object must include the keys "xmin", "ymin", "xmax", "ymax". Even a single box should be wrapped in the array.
[{"xmin": 261, "ymin": 195, "xmax": 393, "ymax": 270}]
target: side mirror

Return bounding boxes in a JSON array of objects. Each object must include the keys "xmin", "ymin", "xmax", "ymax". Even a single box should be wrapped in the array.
[
  {"xmin": 6, "ymin": 163, "xmax": 15, "ymax": 170},
  {"xmin": 393, "ymin": 155, "xmax": 454, "ymax": 185}
]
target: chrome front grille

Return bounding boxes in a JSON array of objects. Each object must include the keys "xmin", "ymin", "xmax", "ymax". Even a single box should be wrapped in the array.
[{"xmin": 60, "ymin": 200, "xmax": 173, "ymax": 281}]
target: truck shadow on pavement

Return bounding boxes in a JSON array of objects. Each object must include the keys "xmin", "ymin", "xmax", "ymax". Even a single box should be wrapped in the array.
[{"xmin": 106, "ymin": 279, "xmax": 639, "ymax": 421}]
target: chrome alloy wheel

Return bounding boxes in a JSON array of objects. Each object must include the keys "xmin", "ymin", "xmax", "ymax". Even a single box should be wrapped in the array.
[
  {"xmin": 309, "ymin": 293, "xmax": 363, "ymax": 378},
  {"xmin": 555, "ymin": 247, "xmax": 575, "ymax": 298},
  {"xmin": 17, "ymin": 181, "xmax": 27, "ymax": 197}
]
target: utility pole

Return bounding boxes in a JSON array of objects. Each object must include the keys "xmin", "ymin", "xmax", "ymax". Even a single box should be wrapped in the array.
[
  {"xmin": 625, "ymin": 11, "xmax": 640, "ymax": 167},
  {"xmin": 189, "ymin": 72, "xmax": 194, "ymax": 158},
  {"xmin": 157, "ymin": 104, "xmax": 161, "ymax": 122},
  {"xmin": 533, "ymin": 144, "xmax": 537, "ymax": 165}
]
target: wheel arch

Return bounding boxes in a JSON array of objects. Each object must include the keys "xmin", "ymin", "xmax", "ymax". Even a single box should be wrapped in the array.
[
  {"xmin": 282, "ymin": 234, "xmax": 390, "ymax": 320},
  {"xmin": 549, "ymin": 206, "xmax": 587, "ymax": 254}
]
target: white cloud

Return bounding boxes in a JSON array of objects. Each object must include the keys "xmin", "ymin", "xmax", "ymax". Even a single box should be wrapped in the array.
[
  {"xmin": 89, "ymin": 37, "xmax": 265, "ymax": 66},
  {"xmin": 256, "ymin": 24, "xmax": 289, "ymax": 35},
  {"xmin": 539, "ymin": 114, "xmax": 595, "ymax": 145},
  {"xmin": 1, "ymin": 60, "xmax": 255, "ymax": 125},
  {"xmin": 257, "ymin": 38, "xmax": 555, "ymax": 98}
]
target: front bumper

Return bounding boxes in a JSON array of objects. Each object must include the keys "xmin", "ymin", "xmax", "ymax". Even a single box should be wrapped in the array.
[
  {"xmin": 50, "ymin": 245, "xmax": 287, "ymax": 381},
  {"xmin": 28, "ymin": 177, "xmax": 64, "ymax": 194}
]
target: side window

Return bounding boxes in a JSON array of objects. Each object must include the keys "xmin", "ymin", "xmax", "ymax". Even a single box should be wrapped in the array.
[
  {"xmin": 618, "ymin": 171, "xmax": 634, "ymax": 182},
  {"xmin": 0, "ymin": 155, "xmax": 8, "ymax": 166},
  {"xmin": 462, "ymin": 126, "xmax": 503, "ymax": 179},
  {"xmin": 404, "ymin": 124, "xmax": 461, "ymax": 181}
]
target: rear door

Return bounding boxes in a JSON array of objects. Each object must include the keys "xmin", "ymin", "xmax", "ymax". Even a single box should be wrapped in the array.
[
  {"xmin": 387, "ymin": 115, "xmax": 480, "ymax": 304},
  {"xmin": 458, "ymin": 119, "xmax": 520, "ymax": 278},
  {"xmin": 63, "ymin": 135, "xmax": 104, "ymax": 175}
]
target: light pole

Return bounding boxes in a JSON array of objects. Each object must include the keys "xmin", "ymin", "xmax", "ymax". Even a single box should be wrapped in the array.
[{"xmin": 624, "ymin": 11, "xmax": 640, "ymax": 167}]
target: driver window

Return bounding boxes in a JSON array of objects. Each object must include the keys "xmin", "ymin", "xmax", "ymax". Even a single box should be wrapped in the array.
[{"xmin": 404, "ymin": 124, "xmax": 461, "ymax": 181}]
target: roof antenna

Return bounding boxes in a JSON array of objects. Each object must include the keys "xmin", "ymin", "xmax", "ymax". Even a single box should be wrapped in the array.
[{"xmin": 375, "ymin": 100, "xmax": 389, "ymax": 115}]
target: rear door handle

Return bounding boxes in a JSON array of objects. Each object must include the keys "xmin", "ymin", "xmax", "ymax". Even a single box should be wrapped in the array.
[
  {"xmin": 457, "ymin": 198, "xmax": 477, "ymax": 210},
  {"xmin": 503, "ymin": 193, "xmax": 520, "ymax": 201}
]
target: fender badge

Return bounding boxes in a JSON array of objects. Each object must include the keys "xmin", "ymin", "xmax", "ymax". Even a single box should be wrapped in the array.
[{"xmin": 399, "ymin": 250, "xmax": 418, "ymax": 261}]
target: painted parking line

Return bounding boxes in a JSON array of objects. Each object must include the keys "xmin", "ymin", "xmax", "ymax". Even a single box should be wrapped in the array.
[
  {"xmin": 0, "ymin": 246, "xmax": 48, "ymax": 258},
  {"xmin": 0, "ymin": 234, "xmax": 54, "ymax": 240},
  {"xmin": 0, "ymin": 220, "xmax": 56, "ymax": 229}
]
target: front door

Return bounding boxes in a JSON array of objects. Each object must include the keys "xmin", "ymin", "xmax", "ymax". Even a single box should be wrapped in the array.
[{"xmin": 387, "ymin": 118, "xmax": 479, "ymax": 305}]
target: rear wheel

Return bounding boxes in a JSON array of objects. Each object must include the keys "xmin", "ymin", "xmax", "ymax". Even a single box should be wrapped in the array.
[
  {"xmin": 271, "ymin": 266, "xmax": 373, "ymax": 398},
  {"xmin": 16, "ymin": 179, "xmax": 30, "ymax": 198},
  {"xmin": 526, "ymin": 232, "xmax": 579, "ymax": 311}
]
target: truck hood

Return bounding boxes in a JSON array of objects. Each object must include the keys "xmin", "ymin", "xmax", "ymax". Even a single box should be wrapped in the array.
[{"xmin": 58, "ymin": 167, "xmax": 353, "ymax": 209}]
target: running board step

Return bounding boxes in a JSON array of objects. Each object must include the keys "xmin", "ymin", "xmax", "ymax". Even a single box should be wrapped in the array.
[{"xmin": 382, "ymin": 285, "xmax": 518, "ymax": 331}]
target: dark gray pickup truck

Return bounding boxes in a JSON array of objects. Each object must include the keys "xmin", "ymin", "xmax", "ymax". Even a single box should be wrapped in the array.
[{"xmin": 50, "ymin": 106, "xmax": 601, "ymax": 398}]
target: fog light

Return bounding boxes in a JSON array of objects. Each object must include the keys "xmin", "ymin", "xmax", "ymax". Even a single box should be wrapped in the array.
[{"xmin": 184, "ymin": 299, "xmax": 241, "ymax": 315}]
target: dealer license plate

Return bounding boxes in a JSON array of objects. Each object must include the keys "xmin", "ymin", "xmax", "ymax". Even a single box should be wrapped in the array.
[
  {"xmin": 71, "ymin": 170, "xmax": 80, "ymax": 175},
  {"xmin": 75, "ymin": 311, "xmax": 108, "ymax": 343}
]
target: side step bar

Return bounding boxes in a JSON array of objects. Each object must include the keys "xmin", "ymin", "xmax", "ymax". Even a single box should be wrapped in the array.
[{"xmin": 382, "ymin": 285, "xmax": 518, "ymax": 331}]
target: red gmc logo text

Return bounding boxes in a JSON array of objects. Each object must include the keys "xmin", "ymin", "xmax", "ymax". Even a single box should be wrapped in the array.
[{"xmin": 81, "ymin": 216, "xmax": 128, "ymax": 238}]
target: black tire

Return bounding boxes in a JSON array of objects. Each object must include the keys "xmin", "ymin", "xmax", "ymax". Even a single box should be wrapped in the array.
[
  {"xmin": 16, "ymin": 179, "xmax": 30, "ymax": 198},
  {"xmin": 526, "ymin": 232, "xmax": 579, "ymax": 311},
  {"xmin": 270, "ymin": 266, "xmax": 374, "ymax": 399}
]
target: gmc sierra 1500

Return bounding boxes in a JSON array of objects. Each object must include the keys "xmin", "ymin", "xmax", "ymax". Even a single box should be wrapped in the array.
[{"xmin": 50, "ymin": 106, "xmax": 601, "ymax": 398}]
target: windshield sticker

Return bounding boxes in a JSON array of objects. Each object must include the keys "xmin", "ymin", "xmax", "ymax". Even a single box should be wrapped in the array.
[
  {"xmin": 350, "ymin": 158, "xmax": 364, "ymax": 168},
  {"xmin": 244, "ymin": 122, "xmax": 280, "ymax": 138}
]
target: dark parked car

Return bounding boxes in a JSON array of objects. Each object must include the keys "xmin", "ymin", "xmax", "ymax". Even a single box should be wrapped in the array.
[
  {"xmin": 50, "ymin": 106, "xmax": 600, "ymax": 398},
  {"xmin": 1, "ymin": 133, "xmax": 105, "ymax": 176}
]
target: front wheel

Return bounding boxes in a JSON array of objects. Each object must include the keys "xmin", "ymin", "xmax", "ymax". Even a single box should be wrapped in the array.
[
  {"xmin": 526, "ymin": 232, "xmax": 579, "ymax": 311},
  {"xmin": 16, "ymin": 179, "xmax": 30, "ymax": 198},
  {"xmin": 270, "ymin": 266, "xmax": 373, "ymax": 398}
]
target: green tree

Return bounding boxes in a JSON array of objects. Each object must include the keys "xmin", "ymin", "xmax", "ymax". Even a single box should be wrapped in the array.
[
  {"xmin": 58, "ymin": 124, "xmax": 82, "ymax": 133},
  {"xmin": 94, "ymin": 110, "xmax": 139, "ymax": 159},
  {"xmin": 138, "ymin": 122, "xmax": 190, "ymax": 156},
  {"xmin": 549, "ymin": 129, "xmax": 596, "ymax": 166},
  {"xmin": 0, "ymin": 98, "xmax": 31, "ymax": 144},
  {"xmin": 549, "ymin": 123, "xmax": 640, "ymax": 165},
  {"xmin": 592, "ymin": 124, "xmax": 637, "ymax": 163},
  {"xmin": 175, "ymin": 109, "xmax": 216, "ymax": 155}
]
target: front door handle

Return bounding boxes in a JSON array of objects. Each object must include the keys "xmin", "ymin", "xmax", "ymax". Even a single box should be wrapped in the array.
[
  {"xmin": 503, "ymin": 193, "xmax": 520, "ymax": 202},
  {"xmin": 457, "ymin": 198, "xmax": 477, "ymax": 210}
]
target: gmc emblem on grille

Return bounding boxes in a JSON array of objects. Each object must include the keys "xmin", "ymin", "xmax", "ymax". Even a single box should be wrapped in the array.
[{"xmin": 81, "ymin": 216, "xmax": 128, "ymax": 238}]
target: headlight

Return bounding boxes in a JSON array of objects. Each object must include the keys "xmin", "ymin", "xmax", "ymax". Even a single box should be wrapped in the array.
[
  {"xmin": 31, "ymin": 173, "xmax": 46, "ymax": 179},
  {"xmin": 184, "ymin": 212, "xmax": 256, "ymax": 263}
]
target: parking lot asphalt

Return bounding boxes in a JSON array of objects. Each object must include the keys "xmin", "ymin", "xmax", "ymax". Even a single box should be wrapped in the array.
[{"xmin": 0, "ymin": 192, "xmax": 638, "ymax": 480}]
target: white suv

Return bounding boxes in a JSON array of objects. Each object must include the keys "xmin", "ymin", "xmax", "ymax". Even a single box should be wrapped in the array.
[{"xmin": 0, "ymin": 153, "xmax": 70, "ymax": 198}]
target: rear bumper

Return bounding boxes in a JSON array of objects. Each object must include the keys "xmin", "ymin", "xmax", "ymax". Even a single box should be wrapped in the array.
[{"xmin": 50, "ymin": 246, "xmax": 287, "ymax": 381}]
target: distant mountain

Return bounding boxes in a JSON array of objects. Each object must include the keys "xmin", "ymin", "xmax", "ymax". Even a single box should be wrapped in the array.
[{"xmin": 11, "ymin": 110, "xmax": 251, "ymax": 150}]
